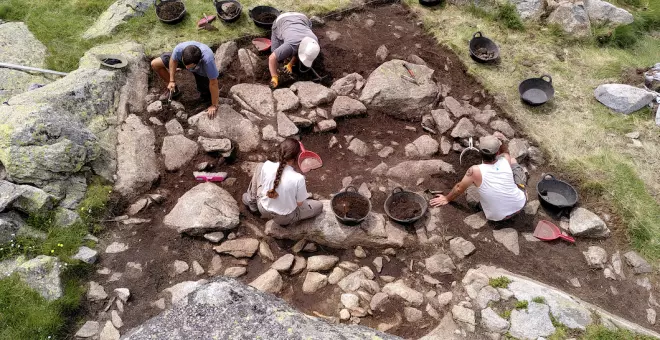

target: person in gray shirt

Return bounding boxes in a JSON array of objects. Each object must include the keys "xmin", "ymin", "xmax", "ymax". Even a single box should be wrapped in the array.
[{"xmin": 268, "ymin": 12, "xmax": 320, "ymax": 89}]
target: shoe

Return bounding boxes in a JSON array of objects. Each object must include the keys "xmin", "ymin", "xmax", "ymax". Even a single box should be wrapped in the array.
[{"xmin": 158, "ymin": 86, "xmax": 181, "ymax": 101}]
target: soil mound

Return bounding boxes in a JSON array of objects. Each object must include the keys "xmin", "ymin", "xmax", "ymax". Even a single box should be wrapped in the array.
[{"xmin": 157, "ymin": 2, "xmax": 184, "ymax": 21}]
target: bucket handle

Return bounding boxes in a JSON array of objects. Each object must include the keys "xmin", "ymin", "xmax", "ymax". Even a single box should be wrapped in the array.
[
  {"xmin": 391, "ymin": 187, "xmax": 404, "ymax": 194},
  {"xmin": 541, "ymin": 75, "xmax": 552, "ymax": 84},
  {"xmin": 345, "ymin": 186, "xmax": 358, "ymax": 193},
  {"xmin": 472, "ymin": 31, "xmax": 483, "ymax": 39},
  {"xmin": 543, "ymin": 173, "xmax": 555, "ymax": 181}
]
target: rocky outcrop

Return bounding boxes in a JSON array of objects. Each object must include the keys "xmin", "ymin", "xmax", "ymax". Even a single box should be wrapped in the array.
[
  {"xmin": 0, "ymin": 22, "xmax": 52, "ymax": 103},
  {"xmin": 291, "ymin": 81, "xmax": 337, "ymax": 108},
  {"xmin": 584, "ymin": 0, "xmax": 633, "ymax": 26},
  {"xmin": 214, "ymin": 41, "xmax": 238, "ymax": 74},
  {"xmin": 114, "ymin": 115, "xmax": 159, "ymax": 199},
  {"xmin": 359, "ymin": 60, "xmax": 438, "ymax": 121},
  {"xmin": 163, "ymin": 182, "xmax": 239, "ymax": 235},
  {"xmin": 188, "ymin": 105, "xmax": 261, "ymax": 152},
  {"xmin": 265, "ymin": 200, "xmax": 410, "ymax": 249},
  {"xmin": 594, "ymin": 84, "xmax": 656, "ymax": 115},
  {"xmin": 510, "ymin": 0, "xmax": 545, "ymax": 20},
  {"xmin": 386, "ymin": 160, "xmax": 454, "ymax": 181},
  {"xmin": 547, "ymin": 2, "xmax": 591, "ymax": 37},
  {"xmin": 0, "ymin": 255, "xmax": 62, "ymax": 300},
  {"xmin": 82, "ymin": 0, "xmax": 155, "ymax": 39},
  {"xmin": 122, "ymin": 277, "xmax": 398, "ymax": 339}
]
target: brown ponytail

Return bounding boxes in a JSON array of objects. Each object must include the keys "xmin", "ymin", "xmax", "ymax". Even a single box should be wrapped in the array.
[{"xmin": 267, "ymin": 138, "xmax": 301, "ymax": 199}]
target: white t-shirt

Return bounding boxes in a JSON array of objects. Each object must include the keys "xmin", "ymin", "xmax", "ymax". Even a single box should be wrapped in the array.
[
  {"xmin": 259, "ymin": 161, "xmax": 309, "ymax": 215},
  {"xmin": 478, "ymin": 157, "xmax": 526, "ymax": 221}
]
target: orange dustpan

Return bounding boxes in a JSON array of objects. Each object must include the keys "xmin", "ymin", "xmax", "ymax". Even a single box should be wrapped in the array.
[
  {"xmin": 298, "ymin": 141, "xmax": 322, "ymax": 173},
  {"xmin": 252, "ymin": 38, "xmax": 272, "ymax": 52},
  {"xmin": 534, "ymin": 220, "xmax": 575, "ymax": 243}
]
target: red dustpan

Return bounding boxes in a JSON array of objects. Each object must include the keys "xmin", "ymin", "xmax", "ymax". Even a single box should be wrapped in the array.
[
  {"xmin": 298, "ymin": 141, "xmax": 322, "ymax": 173},
  {"xmin": 252, "ymin": 38, "xmax": 272, "ymax": 52},
  {"xmin": 534, "ymin": 220, "xmax": 575, "ymax": 243}
]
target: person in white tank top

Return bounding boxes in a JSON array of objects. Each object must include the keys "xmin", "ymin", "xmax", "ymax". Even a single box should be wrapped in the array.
[{"xmin": 429, "ymin": 133, "xmax": 527, "ymax": 221}]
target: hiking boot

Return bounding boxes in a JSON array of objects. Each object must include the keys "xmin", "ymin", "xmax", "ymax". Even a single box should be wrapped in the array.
[{"xmin": 158, "ymin": 86, "xmax": 181, "ymax": 101}]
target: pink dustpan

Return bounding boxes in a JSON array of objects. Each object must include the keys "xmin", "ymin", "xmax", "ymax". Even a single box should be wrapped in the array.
[
  {"xmin": 534, "ymin": 220, "xmax": 575, "ymax": 243},
  {"xmin": 298, "ymin": 141, "xmax": 322, "ymax": 173}
]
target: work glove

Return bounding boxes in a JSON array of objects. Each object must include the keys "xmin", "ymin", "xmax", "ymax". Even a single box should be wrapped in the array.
[
  {"xmin": 269, "ymin": 76, "xmax": 279, "ymax": 89},
  {"xmin": 284, "ymin": 60, "xmax": 295, "ymax": 75}
]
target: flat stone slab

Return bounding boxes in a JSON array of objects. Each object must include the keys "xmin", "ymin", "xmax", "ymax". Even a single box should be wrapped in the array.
[
  {"xmin": 594, "ymin": 84, "xmax": 655, "ymax": 114},
  {"xmin": 188, "ymin": 105, "xmax": 260, "ymax": 152}
]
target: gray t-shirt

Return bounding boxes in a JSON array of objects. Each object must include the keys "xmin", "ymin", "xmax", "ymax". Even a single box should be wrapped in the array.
[
  {"xmin": 270, "ymin": 13, "xmax": 318, "ymax": 62},
  {"xmin": 172, "ymin": 41, "xmax": 219, "ymax": 79}
]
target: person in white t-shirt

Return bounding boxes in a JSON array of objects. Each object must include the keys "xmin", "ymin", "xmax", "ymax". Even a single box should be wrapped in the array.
[
  {"xmin": 429, "ymin": 132, "xmax": 527, "ymax": 221},
  {"xmin": 242, "ymin": 138, "xmax": 323, "ymax": 226}
]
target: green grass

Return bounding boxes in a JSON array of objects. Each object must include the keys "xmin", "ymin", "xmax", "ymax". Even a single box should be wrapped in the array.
[
  {"xmin": 489, "ymin": 276, "xmax": 512, "ymax": 288},
  {"xmin": 532, "ymin": 296, "xmax": 546, "ymax": 304},
  {"xmin": 549, "ymin": 315, "xmax": 572, "ymax": 340},
  {"xmin": 499, "ymin": 309, "xmax": 512, "ymax": 320},
  {"xmin": 465, "ymin": 2, "xmax": 524, "ymax": 31},
  {"xmin": 596, "ymin": 0, "xmax": 660, "ymax": 49},
  {"xmin": 515, "ymin": 300, "xmax": 528, "ymax": 310},
  {"xmin": 582, "ymin": 324, "xmax": 658, "ymax": 339}
]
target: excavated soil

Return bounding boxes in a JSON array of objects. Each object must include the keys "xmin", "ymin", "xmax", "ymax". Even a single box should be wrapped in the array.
[
  {"xmin": 82, "ymin": 2, "xmax": 656, "ymax": 339},
  {"xmin": 156, "ymin": 1, "xmax": 184, "ymax": 21},
  {"xmin": 388, "ymin": 195, "xmax": 423, "ymax": 221},
  {"xmin": 332, "ymin": 194, "xmax": 371, "ymax": 220}
]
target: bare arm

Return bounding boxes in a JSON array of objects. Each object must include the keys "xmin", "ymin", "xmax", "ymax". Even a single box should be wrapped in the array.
[
  {"xmin": 268, "ymin": 53, "xmax": 279, "ymax": 78},
  {"xmin": 207, "ymin": 78, "xmax": 219, "ymax": 119},
  {"xmin": 430, "ymin": 166, "xmax": 477, "ymax": 207},
  {"xmin": 169, "ymin": 57, "xmax": 177, "ymax": 82}
]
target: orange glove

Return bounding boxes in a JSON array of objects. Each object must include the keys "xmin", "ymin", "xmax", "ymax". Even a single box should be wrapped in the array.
[
  {"xmin": 284, "ymin": 60, "xmax": 295, "ymax": 74},
  {"xmin": 269, "ymin": 76, "xmax": 279, "ymax": 89}
]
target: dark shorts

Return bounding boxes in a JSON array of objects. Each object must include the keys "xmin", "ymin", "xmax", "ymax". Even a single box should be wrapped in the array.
[{"xmin": 160, "ymin": 52, "xmax": 211, "ymax": 100}]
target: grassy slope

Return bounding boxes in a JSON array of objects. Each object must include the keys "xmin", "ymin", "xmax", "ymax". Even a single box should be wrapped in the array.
[{"xmin": 405, "ymin": 0, "xmax": 660, "ymax": 259}]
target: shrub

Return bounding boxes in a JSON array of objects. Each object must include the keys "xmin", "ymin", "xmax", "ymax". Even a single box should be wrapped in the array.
[{"xmin": 489, "ymin": 276, "xmax": 512, "ymax": 288}]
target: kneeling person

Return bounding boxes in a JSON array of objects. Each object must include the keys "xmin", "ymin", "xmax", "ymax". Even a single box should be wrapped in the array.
[
  {"xmin": 430, "ymin": 133, "xmax": 527, "ymax": 221},
  {"xmin": 242, "ymin": 138, "xmax": 323, "ymax": 226},
  {"xmin": 268, "ymin": 12, "xmax": 320, "ymax": 89}
]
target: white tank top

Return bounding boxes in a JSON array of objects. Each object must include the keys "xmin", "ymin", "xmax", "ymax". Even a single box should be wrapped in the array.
[{"xmin": 478, "ymin": 157, "xmax": 526, "ymax": 221}]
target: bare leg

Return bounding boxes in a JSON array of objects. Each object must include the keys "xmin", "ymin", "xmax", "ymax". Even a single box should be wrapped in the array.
[{"xmin": 151, "ymin": 58, "xmax": 170, "ymax": 84}]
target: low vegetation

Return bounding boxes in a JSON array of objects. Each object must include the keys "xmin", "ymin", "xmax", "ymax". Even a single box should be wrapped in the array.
[
  {"xmin": 489, "ymin": 276, "xmax": 513, "ymax": 288},
  {"xmin": 514, "ymin": 300, "xmax": 528, "ymax": 310},
  {"xmin": 532, "ymin": 296, "xmax": 546, "ymax": 304},
  {"xmin": 583, "ymin": 324, "xmax": 658, "ymax": 339}
]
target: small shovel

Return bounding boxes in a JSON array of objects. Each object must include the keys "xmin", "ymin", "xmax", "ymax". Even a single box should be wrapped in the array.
[
  {"xmin": 197, "ymin": 14, "xmax": 216, "ymax": 28},
  {"xmin": 298, "ymin": 141, "xmax": 323, "ymax": 173},
  {"xmin": 533, "ymin": 220, "xmax": 575, "ymax": 243},
  {"xmin": 459, "ymin": 137, "xmax": 480, "ymax": 164}
]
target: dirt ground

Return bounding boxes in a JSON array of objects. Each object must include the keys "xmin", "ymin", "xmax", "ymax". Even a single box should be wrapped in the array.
[{"xmin": 82, "ymin": 3, "xmax": 656, "ymax": 339}]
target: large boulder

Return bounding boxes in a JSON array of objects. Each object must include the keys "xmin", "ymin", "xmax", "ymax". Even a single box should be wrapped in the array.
[
  {"xmin": 122, "ymin": 277, "xmax": 399, "ymax": 339},
  {"xmin": 0, "ymin": 255, "xmax": 63, "ymax": 301},
  {"xmin": 3, "ymin": 42, "xmax": 148, "ymax": 190},
  {"xmin": 509, "ymin": 302, "xmax": 556, "ymax": 339},
  {"xmin": 82, "ymin": 0, "xmax": 154, "ymax": 39},
  {"xmin": 569, "ymin": 207, "xmax": 610, "ymax": 238},
  {"xmin": 0, "ymin": 22, "xmax": 51, "ymax": 103},
  {"xmin": 330, "ymin": 73, "xmax": 365, "ymax": 96},
  {"xmin": 386, "ymin": 160, "xmax": 454, "ymax": 181},
  {"xmin": 594, "ymin": 84, "xmax": 656, "ymax": 114},
  {"xmin": 229, "ymin": 84, "xmax": 275, "ymax": 117},
  {"xmin": 161, "ymin": 135, "xmax": 199, "ymax": 171},
  {"xmin": 291, "ymin": 82, "xmax": 337, "ymax": 108},
  {"xmin": 188, "ymin": 105, "xmax": 261, "ymax": 152},
  {"xmin": 547, "ymin": 2, "xmax": 591, "ymax": 37},
  {"xmin": 359, "ymin": 60, "xmax": 438, "ymax": 121},
  {"xmin": 214, "ymin": 41, "xmax": 238, "ymax": 74},
  {"xmin": 510, "ymin": 0, "xmax": 545, "ymax": 20},
  {"xmin": 265, "ymin": 200, "xmax": 410, "ymax": 249},
  {"xmin": 114, "ymin": 115, "xmax": 159, "ymax": 199},
  {"xmin": 163, "ymin": 182, "xmax": 239, "ymax": 235},
  {"xmin": 584, "ymin": 0, "xmax": 633, "ymax": 26}
]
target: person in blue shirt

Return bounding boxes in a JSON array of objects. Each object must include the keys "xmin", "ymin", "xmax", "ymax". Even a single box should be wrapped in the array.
[{"xmin": 151, "ymin": 41, "xmax": 220, "ymax": 118}]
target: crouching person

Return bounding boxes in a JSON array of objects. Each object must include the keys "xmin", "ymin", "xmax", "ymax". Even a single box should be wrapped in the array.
[{"xmin": 242, "ymin": 138, "xmax": 323, "ymax": 226}]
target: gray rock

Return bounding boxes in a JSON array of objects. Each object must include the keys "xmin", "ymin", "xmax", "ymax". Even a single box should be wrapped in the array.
[
  {"xmin": 584, "ymin": 0, "xmax": 633, "ymax": 26},
  {"xmin": 326, "ymin": 30, "xmax": 341, "ymax": 41},
  {"xmin": 258, "ymin": 242, "xmax": 274, "ymax": 261},
  {"xmin": 594, "ymin": 84, "xmax": 656, "ymax": 114},
  {"xmin": 276, "ymin": 112, "xmax": 299, "ymax": 137},
  {"xmin": 437, "ymin": 292, "xmax": 453, "ymax": 307},
  {"xmin": 569, "ymin": 207, "xmax": 610, "ymax": 238},
  {"xmin": 111, "ymin": 310, "xmax": 123, "ymax": 329},
  {"xmin": 332, "ymin": 96, "xmax": 367, "ymax": 117},
  {"xmin": 451, "ymin": 305, "xmax": 476, "ymax": 331},
  {"xmin": 306, "ymin": 255, "xmax": 339, "ymax": 271},
  {"xmin": 481, "ymin": 307, "xmax": 510, "ymax": 334},
  {"xmin": 115, "ymin": 115, "xmax": 159, "ymax": 199},
  {"xmin": 271, "ymin": 254, "xmax": 295, "ymax": 272},
  {"xmin": 474, "ymin": 109, "xmax": 496, "ymax": 125},
  {"xmin": 75, "ymin": 320, "xmax": 100, "ymax": 338},
  {"xmin": 407, "ymin": 135, "xmax": 439, "ymax": 159},
  {"xmin": 348, "ymin": 138, "xmax": 369, "ymax": 157},
  {"xmin": 147, "ymin": 101, "xmax": 163, "ymax": 114},
  {"xmin": 265, "ymin": 200, "xmax": 408, "ymax": 249},
  {"xmin": 407, "ymin": 54, "xmax": 427, "ymax": 66},
  {"xmin": 0, "ymin": 22, "xmax": 50, "ymax": 102},
  {"xmin": 87, "ymin": 281, "xmax": 108, "ymax": 301},
  {"xmin": 82, "ymin": 0, "xmax": 153, "ymax": 39},
  {"xmin": 188, "ymin": 104, "xmax": 260, "ymax": 152},
  {"xmin": 237, "ymin": 48, "xmax": 261, "ymax": 79},
  {"xmin": 214, "ymin": 238, "xmax": 259, "ymax": 258},
  {"xmin": 476, "ymin": 286, "xmax": 501, "ymax": 309},
  {"xmin": 451, "ymin": 118, "xmax": 475, "ymax": 138},
  {"xmin": 508, "ymin": 139, "xmax": 530, "ymax": 161},
  {"xmin": 273, "ymin": 88, "xmax": 300, "ymax": 112},
  {"xmin": 493, "ymin": 228, "xmax": 520, "ymax": 255},
  {"xmin": 197, "ymin": 137, "xmax": 232, "ymax": 153},
  {"xmin": 524, "ymin": 200, "xmax": 540, "ymax": 215},
  {"xmin": 404, "ymin": 307, "xmax": 423, "ymax": 322},
  {"xmin": 509, "ymin": 302, "xmax": 555, "ymax": 339},
  {"xmin": 291, "ymin": 256, "xmax": 306, "ymax": 275},
  {"xmin": 173, "ymin": 260, "xmax": 189, "ymax": 275},
  {"xmin": 204, "ymin": 232, "xmax": 224, "ymax": 243},
  {"xmin": 123, "ymin": 277, "xmax": 397, "ymax": 339},
  {"xmin": 376, "ymin": 45, "xmax": 389, "ymax": 62},
  {"xmin": 315, "ymin": 119, "xmax": 337, "ymax": 132},
  {"xmin": 583, "ymin": 246, "xmax": 607, "ymax": 268},
  {"xmin": 341, "ymin": 293, "xmax": 360, "ymax": 309},
  {"xmin": 449, "ymin": 237, "xmax": 476, "ymax": 259},
  {"xmin": 0, "ymin": 211, "xmax": 27, "ymax": 244},
  {"xmin": 378, "ymin": 146, "xmax": 394, "ymax": 158},
  {"xmin": 10, "ymin": 184, "xmax": 56, "ymax": 214},
  {"xmin": 464, "ymin": 212, "xmax": 487, "ymax": 229},
  {"xmin": 214, "ymin": 41, "xmax": 238, "ymax": 74},
  {"xmin": 224, "ymin": 267, "xmax": 247, "ymax": 278},
  {"xmin": 387, "ymin": 160, "xmax": 454, "ymax": 181},
  {"xmin": 115, "ymin": 288, "xmax": 130, "ymax": 302},
  {"xmin": 73, "ymin": 246, "xmax": 98, "ymax": 264},
  {"xmin": 370, "ymin": 292, "xmax": 389, "ymax": 311},
  {"xmin": 648, "ymin": 308, "xmax": 657, "ymax": 325},
  {"xmin": 164, "ymin": 182, "xmax": 239, "ymax": 235},
  {"xmin": 623, "ymin": 251, "xmax": 652, "ymax": 274},
  {"xmin": 331, "ymin": 73, "xmax": 365, "ymax": 96},
  {"xmin": 100, "ymin": 320, "xmax": 120, "ymax": 340},
  {"xmin": 382, "ymin": 280, "xmax": 424, "ymax": 306},
  {"xmin": 547, "ymin": 2, "xmax": 591, "ymax": 37},
  {"xmin": 440, "ymin": 136, "xmax": 452, "ymax": 155},
  {"xmin": 490, "ymin": 120, "xmax": 515, "ymax": 138},
  {"xmin": 230, "ymin": 84, "xmax": 275, "ymax": 117},
  {"xmin": 161, "ymin": 135, "xmax": 198, "ymax": 171},
  {"xmin": 431, "ymin": 109, "xmax": 454, "ymax": 134},
  {"xmin": 510, "ymin": 0, "xmax": 545, "ymax": 20},
  {"xmin": 425, "ymin": 253, "xmax": 456, "ymax": 275},
  {"xmin": 444, "ymin": 97, "xmax": 469, "ymax": 118},
  {"xmin": 165, "ymin": 119, "xmax": 184, "ymax": 135},
  {"xmin": 359, "ymin": 60, "xmax": 438, "ymax": 121},
  {"xmin": 249, "ymin": 269, "xmax": 283, "ymax": 294},
  {"xmin": 262, "ymin": 125, "xmax": 280, "ymax": 142},
  {"xmin": 303, "ymin": 272, "xmax": 328, "ymax": 294},
  {"xmin": 163, "ymin": 279, "xmax": 208, "ymax": 305},
  {"xmin": 0, "ymin": 255, "xmax": 63, "ymax": 300},
  {"xmin": 105, "ymin": 242, "xmax": 128, "ymax": 254},
  {"xmin": 289, "ymin": 115, "xmax": 313, "ymax": 128},
  {"xmin": 0, "ymin": 181, "xmax": 24, "ymax": 212},
  {"xmin": 292, "ymin": 81, "xmax": 337, "ymax": 109}
]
